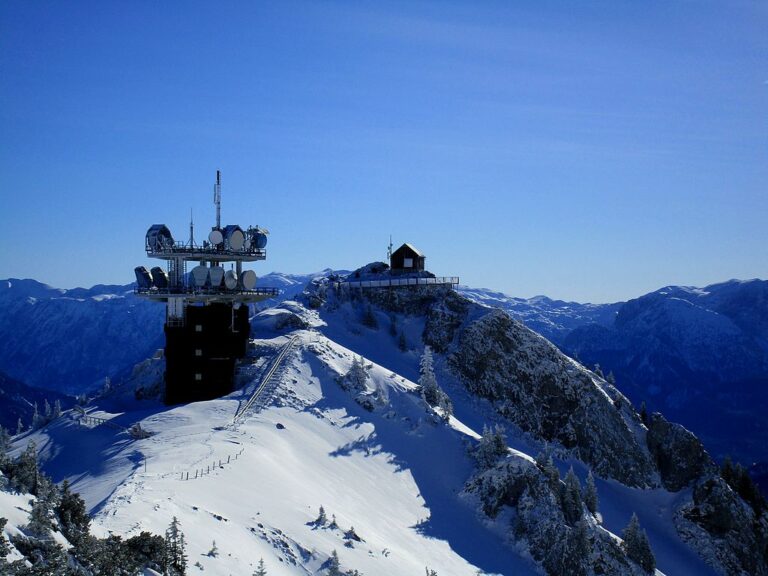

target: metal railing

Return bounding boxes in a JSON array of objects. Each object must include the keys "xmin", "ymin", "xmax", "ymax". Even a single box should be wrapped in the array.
[
  {"xmin": 233, "ymin": 335, "xmax": 299, "ymax": 423},
  {"xmin": 337, "ymin": 276, "xmax": 459, "ymax": 290},
  {"xmin": 134, "ymin": 286, "xmax": 280, "ymax": 297}
]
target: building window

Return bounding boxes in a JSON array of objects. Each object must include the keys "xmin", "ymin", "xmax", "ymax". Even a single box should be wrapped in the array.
[
  {"xmin": 195, "ymin": 325, "xmax": 202, "ymax": 332},
  {"xmin": 195, "ymin": 349, "xmax": 202, "ymax": 357},
  {"xmin": 195, "ymin": 373, "xmax": 202, "ymax": 381},
  {"xmin": 403, "ymin": 258, "xmax": 413, "ymax": 268}
]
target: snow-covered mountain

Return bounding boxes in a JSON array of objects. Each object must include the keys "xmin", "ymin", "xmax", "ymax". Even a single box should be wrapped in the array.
[
  {"xmin": 459, "ymin": 280, "xmax": 768, "ymax": 468},
  {"xmin": 10, "ymin": 269, "xmax": 767, "ymax": 575},
  {"xmin": 0, "ymin": 371, "xmax": 73, "ymax": 433},
  {"xmin": 560, "ymin": 280, "xmax": 768, "ymax": 465},
  {"xmin": 0, "ymin": 273, "xmax": 325, "ymax": 397}
]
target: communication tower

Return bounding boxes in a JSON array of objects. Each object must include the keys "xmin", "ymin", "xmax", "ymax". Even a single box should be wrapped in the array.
[{"xmin": 134, "ymin": 171, "xmax": 278, "ymax": 404}]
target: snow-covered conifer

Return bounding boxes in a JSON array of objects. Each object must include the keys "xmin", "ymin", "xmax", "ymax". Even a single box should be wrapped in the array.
[
  {"xmin": 419, "ymin": 346, "xmax": 452, "ymax": 420},
  {"xmin": 622, "ymin": 513, "xmax": 655, "ymax": 574},
  {"xmin": 53, "ymin": 399, "xmax": 62, "ymax": 419},
  {"xmin": 12, "ymin": 441, "xmax": 39, "ymax": 494},
  {"xmin": 16, "ymin": 418, "xmax": 24, "ymax": 435},
  {"xmin": 27, "ymin": 493, "xmax": 53, "ymax": 537},
  {"xmin": 584, "ymin": 470, "xmax": 598, "ymax": 515},
  {"xmin": 535, "ymin": 447, "xmax": 560, "ymax": 492},
  {"xmin": 208, "ymin": 540, "xmax": 219, "ymax": 557},
  {"xmin": 44, "ymin": 398, "xmax": 52, "ymax": 419},
  {"xmin": 165, "ymin": 516, "xmax": 187, "ymax": 575},
  {"xmin": 561, "ymin": 467, "xmax": 583, "ymax": 525},
  {"xmin": 425, "ymin": 568, "xmax": 438, "ymax": 576},
  {"xmin": 0, "ymin": 426, "xmax": 11, "ymax": 468},
  {"xmin": 31, "ymin": 402, "xmax": 44, "ymax": 429},
  {"xmin": 342, "ymin": 357, "xmax": 369, "ymax": 393},
  {"xmin": 0, "ymin": 517, "xmax": 10, "ymax": 558},
  {"xmin": 329, "ymin": 514, "xmax": 338, "ymax": 530},
  {"xmin": 474, "ymin": 425, "xmax": 507, "ymax": 470},
  {"xmin": 57, "ymin": 479, "xmax": 90, "ymax": 544},
  {"xmin": 326, "ymin": 549, "xmax": 342, "ymax": 575},
  {"xmin": 315, "ymin": 505, "xmax": 328, "ymax": 526},
  {"xmin": 253, "ymin": 558, "xmax": 267, "ymax": 575}
]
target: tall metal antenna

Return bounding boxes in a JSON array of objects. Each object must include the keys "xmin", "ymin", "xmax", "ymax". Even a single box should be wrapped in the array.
[
  {"xmin": 387, "ymin": 235, "xmax": 393, "ymax": 261},
  {"xmin": 188, "ymin": 208, "xmax": 195, "ymax": 247},
  {"xmin": 214, "ymin": 170, "xmax": 222, "ymax": 229}
]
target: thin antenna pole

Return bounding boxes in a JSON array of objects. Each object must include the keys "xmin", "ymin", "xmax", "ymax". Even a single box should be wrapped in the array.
[
  {"xmin": 214, "ymin": 170, "xmax": 222, "ymax": 229},
  {"xmin": 188, "ymin": 208, "xmax": 195, "ymax": 247},
  {"xmin": 387, "ymin": 235, "xmax": 393, "ymax": 261}
]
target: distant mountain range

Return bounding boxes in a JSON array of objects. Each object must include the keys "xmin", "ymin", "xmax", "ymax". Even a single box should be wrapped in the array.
[{"xmin": 458, "ymin": 279, "xmax": 768, "ymax": 469}]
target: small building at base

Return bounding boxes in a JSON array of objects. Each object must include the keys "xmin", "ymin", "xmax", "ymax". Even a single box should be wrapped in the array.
[{"xmin": 390, "ymin": 243, "xmax": 426, "ymax": 274}]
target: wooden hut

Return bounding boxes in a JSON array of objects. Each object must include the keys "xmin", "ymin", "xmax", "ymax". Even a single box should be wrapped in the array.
[{"xmin": 390, "ymin": 243, "xmax": 425, "ymax": 274}]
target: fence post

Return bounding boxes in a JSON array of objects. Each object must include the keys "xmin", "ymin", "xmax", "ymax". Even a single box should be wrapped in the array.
[{"xmin": 227, "ymin": 455, "xmax": 230, "ymax": 464}]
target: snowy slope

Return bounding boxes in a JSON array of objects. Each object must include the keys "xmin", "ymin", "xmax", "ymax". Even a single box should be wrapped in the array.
[{"xmin": 15, "ymin": 307, "xmax": 723, "ymax": 575}]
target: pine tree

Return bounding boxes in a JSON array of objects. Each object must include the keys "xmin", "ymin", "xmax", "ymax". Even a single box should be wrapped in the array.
[
  {"xmin": 475, "ymin": 425, "xmax": 507, "ymax": 470},
  {"xmin": 27, "ymin": 493, "xmax": 53, "ymax": 537},
  {"xmin": 16, "ymin": 418, "xmax": 24, "ymax": 435},
  {"xmin": 425, "ymin": 569, "xmax": 438, "ymax": 576},
  {"xmin": 398, "ymin": 330, "xmax": 407, "ymax": 351},
  {"xmin": 343, "ymin": 357, "xmax": 369, "ymax": 393},
  {"xmin": 208, "ymin": 539, "xmax": 218, "ymax": 557},
  {"xmin": 329, "ymin": 514, "xmax": 338, "ymax": 530},
  {"xmin": 31, "ymin": 401, "xmax": 44, "ymax": 429},
  {"xmin": 53, "ymin": 399, "xmax": 62, "ymax": 419},
  {"xmin": 326, "ymin": 549, "xmax": 342, "ymax": 575},
  {"xmin": 165, "ymin": 516, "xmax": 187, "ymax": 575},
  {"xmin": 622, "ymin": 513, "xmax": 655, "ymax": 574},
  {"xmin": 593, "ymin": 364, "xmax": 604, "ymax": 378},
  {"xmin": 561, "ymin": 467, "xmax": 583, "ymax": 525},
  {"xmin": 12, "ymin": 441, "xmax": 39, "ymax": 494},
  {"xmin": 56, "ymin": 479, "xmax": 91, "ymax": 543},
  {"xmin": 0, "ymin": 517, "xmax": 10, "ymax": 558},
  {"xmin": 0, "ymin": 426, "xmax": 11, "ymax": 469},
  {"xmin": 607, "ymin": 371, "xmax": 616, "ymax": 385},
  {"xmin": 560, "ymin": 518, "xmax": 590, "ymax": 576},
  {"xmin": 535, "ymin": 447, "xmax": 560, "ymax": 493},
  {"xmin": 584, "ymin": 470, "xmax": 599, "ymax": 515},
  {"xmin": 253, "ymin": 558, "xmax": 268, "ymax": 576},
  {"xmin": 315, "ymin": 505, "xmax": 328, "ymax": 526},
  {"xmin": 44, "ymin": 399, "xmax": 52, "ymax": 420},
  {"xmin": 419, "ymin": 346, "xmax": 452, "ymax": 419}
]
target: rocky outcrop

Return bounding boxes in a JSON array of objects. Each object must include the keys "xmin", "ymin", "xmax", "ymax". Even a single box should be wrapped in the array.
[
  {"xmin": 449, "ymin": 309, "xmax": 656, "ymax": 487},
  {"xmin": 646, "ymin": 412, "xmax": 716, "ymax": 491},
  {"xmin": 676, "ymin": 475, "xmax": 768, "ymax": 575},
  {"xmin": 464, "ymin": 457, "xmax": 646, "ymax": 576}
]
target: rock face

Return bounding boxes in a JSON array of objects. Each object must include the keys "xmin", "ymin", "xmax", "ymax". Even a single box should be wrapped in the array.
[
  {"xmin": 448, "ymin": 309, "xmax": 656, "ymax": 487},
  {"xmin": 646, "ymin": 412, "xmax": 716, "ymax": 491},
  {"xmin": 676, "ymin": 475, "xmax": 768, "ymax": 575},
  {"xmin": 464, "ymin": 458, "xmax": 644, "ymax": 576}
]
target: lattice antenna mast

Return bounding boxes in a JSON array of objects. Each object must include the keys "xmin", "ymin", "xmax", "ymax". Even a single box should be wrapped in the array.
[
  {"xmin": 387, "ymin": 235, "xmax": 393, "ymax": 261},
  {"xmin": 214, "ymin": 170, "xmax": 222, "ymax": 229},
  {"xmin": 188, "ymin": 208, "xmax": 195, "ymax": 247}
]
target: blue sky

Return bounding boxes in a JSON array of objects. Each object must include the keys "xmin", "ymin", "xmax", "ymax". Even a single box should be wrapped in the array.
[{"xmin": 1, "ymin": 1, "xmax": 766, "ymax": 302}]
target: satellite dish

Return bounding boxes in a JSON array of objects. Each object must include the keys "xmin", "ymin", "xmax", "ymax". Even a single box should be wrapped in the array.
[
  {"xmin": 223, "ymin": 225, "xmax": 245, "ymax": 250},
  {"xmin": 191, "ymin": 265, "xmax": 210, "ymax": 287},
  {"xmin": 150, "ymin": 267, "xmax": 169, "ymax": 289},
  {"xmin": 224, "ymin": 270, "xmax": 238, "ymax": 290},
  {"xmin": 134, "ymin": 266, "xmax": 153, "ymax": 289},
  {"xmin": 241, "ymin": 270, "xmax": 257, "ymax": 290},
  {"xmin": 209, "ymin": 266, "xmax": 225, "ymax": 287},
  {"xmin": 209, "ymin": 229, "xmax": 223, "ymax": 245}
]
